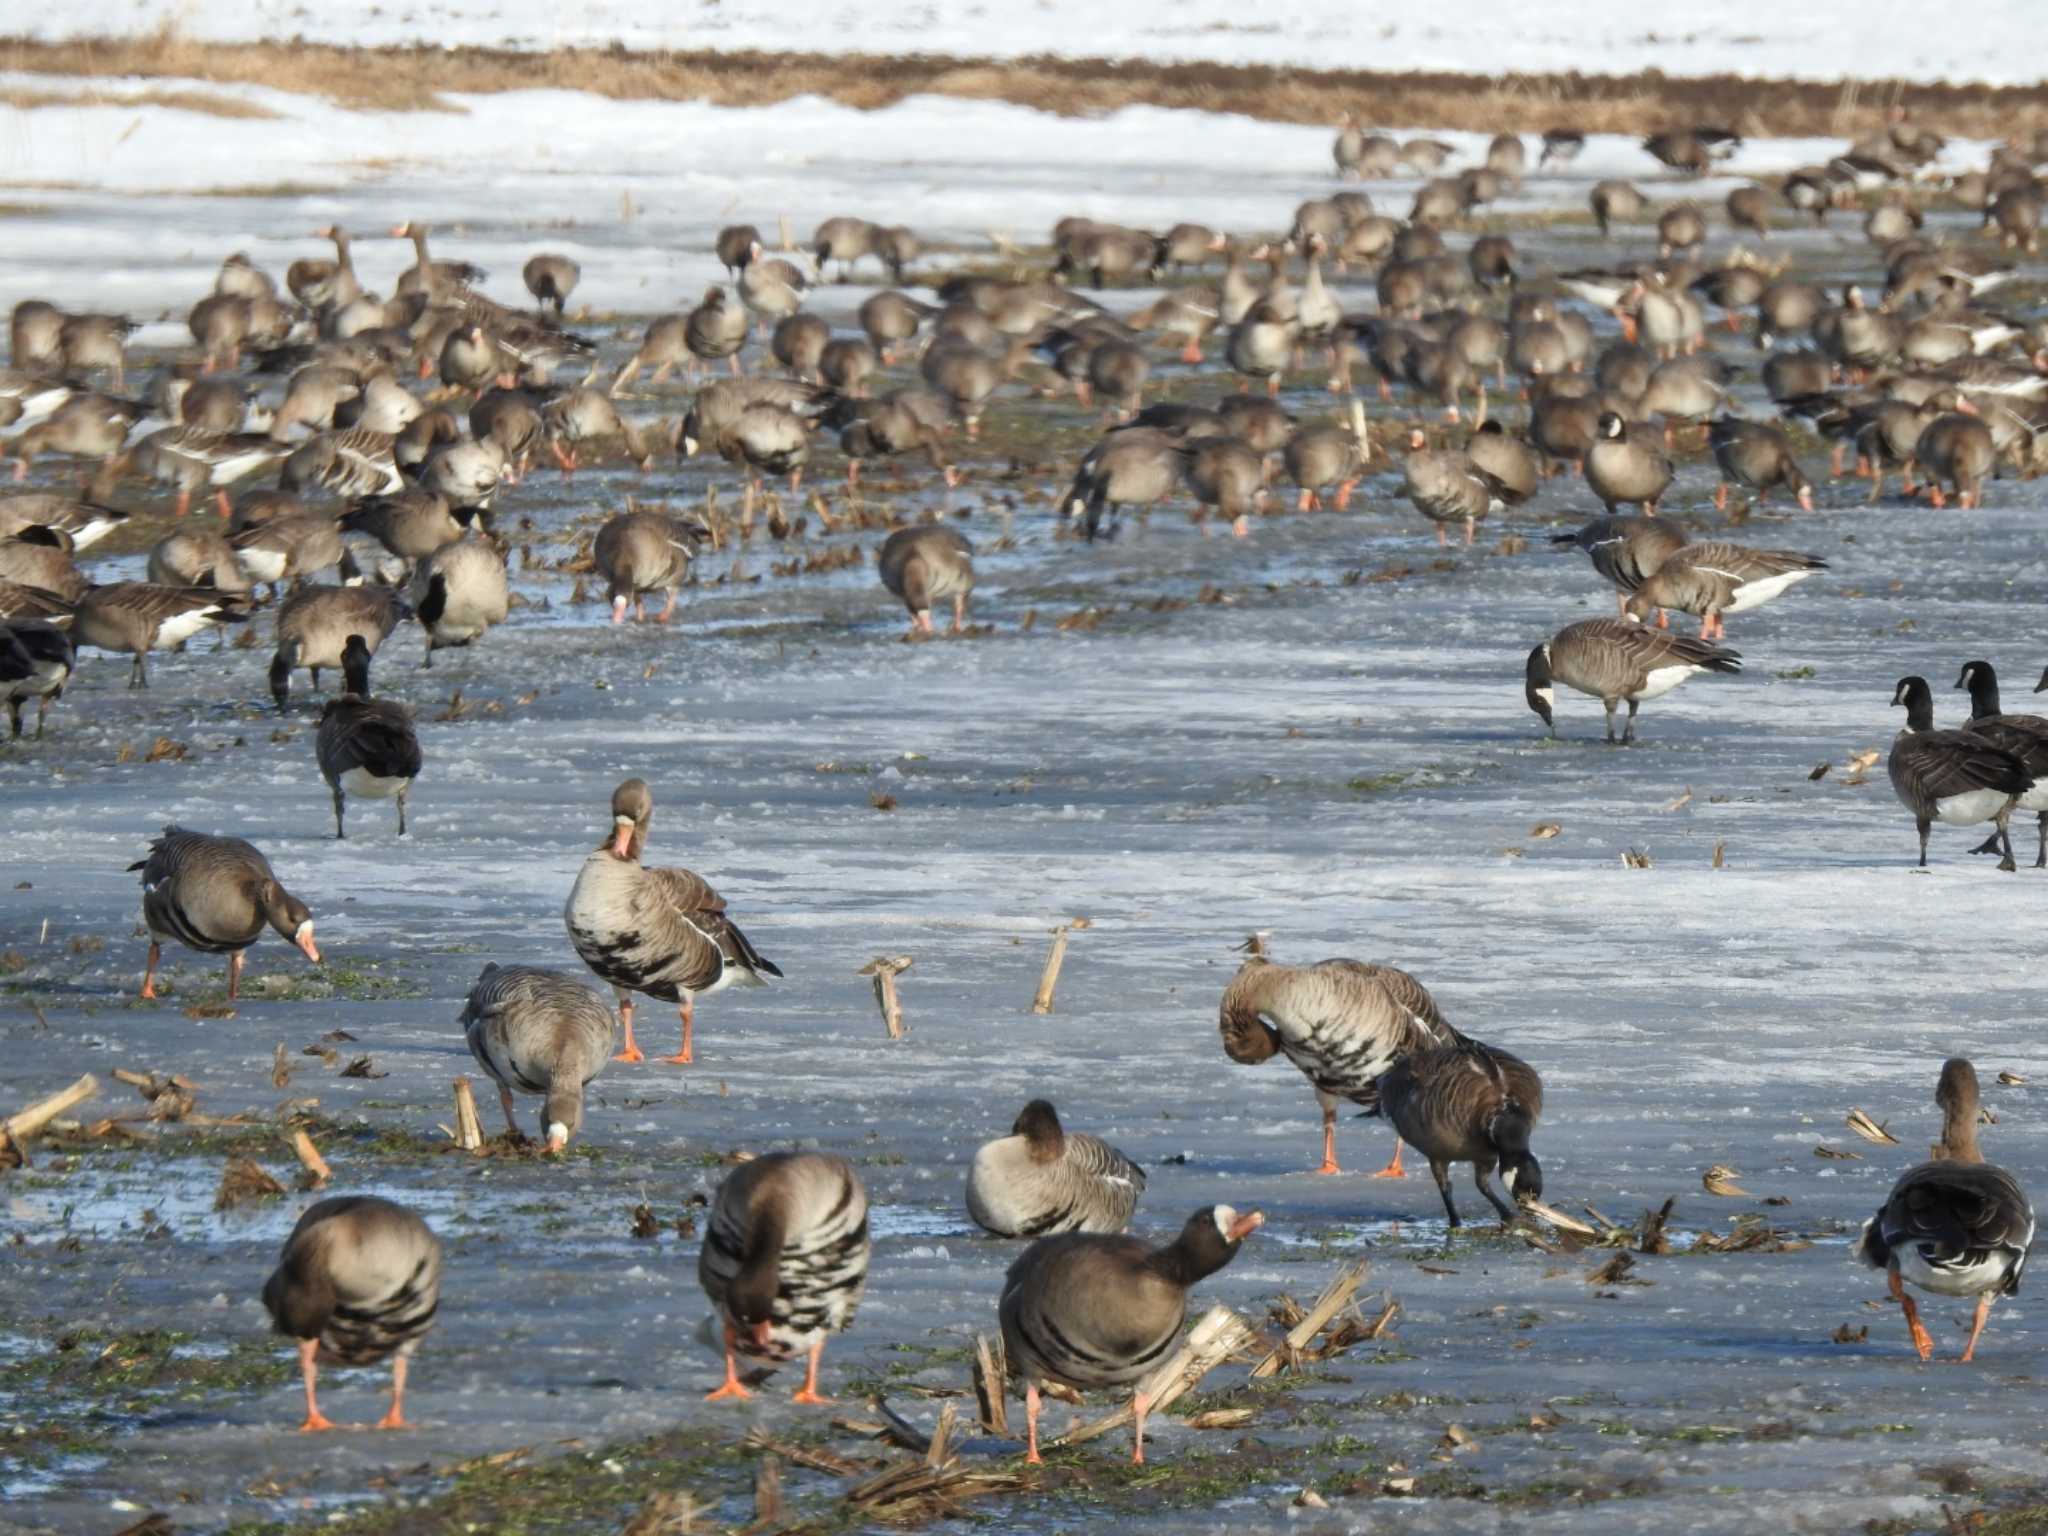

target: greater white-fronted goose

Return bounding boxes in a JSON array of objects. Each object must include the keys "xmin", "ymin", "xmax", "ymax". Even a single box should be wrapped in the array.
[
  {"xmin": 411, "ymin": 537, "xmax": 508, "ymax": 665},
  {"xmin": 1912, "ymin": 409, "xmax": 1997, "ymax": 508},
  {"xmin": 1063, "ymin": 426, "xmax": 1178, "ymax": 541},
  {"xmin": 131, "ymin": 825, "xmax": 320, "ymax": 1000},
  {"xmin": 316, "ymin": 634, "xmax": 420, "ymax": 839},
  {"xmin": 1085, "ymin": 339, "xmax": 1150, "ymax": 421},
  {"xmin": 147, "ymin": 527, "xmax": 251, "ymax": 599},
  {"xmin": 829, "ymin": 390, "xmax": 957, "ymax": 487},
  {"xmin": 1757, "ymin": 280, "xmax": 1824, "ymax": 348},
  {"xmin": 920, "ymin": 339, "xmax": 1017, "ymax": 440},
  {"xmin": 233, "ymin": 512, "xmax": 350, "ymax": 596},
  {"xmin": 699, "ymin": 1151, "xmax": 869, "ymax": 1403},
  {"xmin": 1, "ymin": 618, "xmax": 72, "ymax": 738},
  {"xmin": 1955, "ymin": 659, "xmax": 2048, "ymax": 867},
  {"xmin": 1859, "ymin": 1059, "xmax": 2034, "ymax": 1361},
  {"xmin": 772, "ymin": 312, "xmax": 830, "ymax": 380},
  {"xmin": 1464, "ymin": 421, "xmax": 1538, "ymax": 507},
  {"xmin": 1378, "ymin": 1039, "xmax": 1544, "ymax": 1228},
  {"xmin": 1623, "ymin": 541, "xmax": 1826, "ymax": 639},
  {"xmin": 1218, "ymin": 954, "xmax": 1458, "ymax": 1176},
  {"xmin": 418, "ymin": 438, "xmax": 507, "ymax": 513},
  {"xmin": 8, "ymin": 393, "xmax": 142, "ymax": 479},
  {"xmin": 968, "ymin": 1099, "xmax": 1143, "ymax": 1238},
  {"xmin": 283, "ymin": 427, "xmax": 405, "ymax": 500},
  {"xmin": 522, "ymin": 253, "xmax": 579, "ymax": 316},
  {"xmin": 1726, "ymin": 184, "xmax": 1772, "ymax": 238},
  {"xmin": 875, "ymin": 225, "xmax": 919, "ymax": 284},
  {"xmin": 1708, "ymin": 418, "xmax": 1814, "ymax": 511},
  {"xmin": 1399, "ymin": 137, "xmax": 1454, "ymax": 173},
  {"xmin": 819, "ymin": 337, "xmax": 879, "ymax": 398},
  {"xmin": 1332, "ymin": 115, "xmax": 1367, "ymax": 178},
  {"xmin": 1225, "ymin": 299, "xmax": 1297, "ymax": 400},
  {"xmin": 611, "ymin": 314, "xmax": 690, "ymax": 395},
  {"xmin": 287, "ymin": 227, "xmax": 363, "ymax": 313},
  {"xmin": 188, "ymin": 293, "xmax": 253, "ymax": 372},
  {"xmin": 0, "ymin": 526, "xmax": 87, "ymax": 603},
  {"xmin": 74, "ymin": 582, "xmax": 245, "ymax": 689},
  {"xmin": 137, "ymin": 427, "xmax": 287, "ymax": 519},
  {"xmin": 1890, "ymin": 675, "xmax": 2032, "ymax": 870},
  {"xmin": 740, "ymin": 245, "xmax": 809, "ymax": 330},
  {"xmin": 1283, "ymin": 402, "xmax": 1368, "ymax": 511},
  {"xmin": 857, "ymin": 291, "xmax": 933, "ymax": 362},
  {"xmin": 681, "ymin": 397, "xmax": 808, "ymax": 519},
  {"xmin": 1551, "ymin": 514, "xmax": 1686, "ymax": 619},
  {"xmin": 1180, "ymin": 435, "xmax": 1265, "ymax": 538},
  {"xmin": 340, "ymin": 490, "xmax": 466, "ymax": 568},
  {"xmin": 0, "ymin": 372, "xmax": 78, "ymax": 433},
  {"xmin": 564, "ymin": 778, "xmax": 782, "ymax": 1064},
  {"xmin": 57, "ymin": 313, "xmax": 135, "ymax": 389},
  {"xmin": 391, "ymin": 221, "xmax": 485, "ymax": 302},
  {"xmin": 1823, "ymin": 285, "xmax": 1902, "ymax": 376},
  {"xmin": 270, "ymin": 582, "xmax": 401, "ymax": 709},
  {"xmin": 1401, "ymin": 428, "xmax": 1497, "ymax": 546},
  {"xmin": 541, "ymin": 387, "xmax": 651, "ymax": 474},
  {"xmin": 461, "ymin": 962, "xmax": 616, "ymax": 1151},
  {"xmin": 685, "ymin": 287, "xmax": 748, "ymax": 375},
  {"xmin": 1657, "ymin": 202, "xmax": 1707, "ymax": 256},
  {"xmin": 1525, "ymin": 618, "xmax": 1739, "ymax": 743},
  {"xmin": 716, "ymin": 224, "xmax": 761, "ymax": 277},
  {"xmin": 1584, "ymin": 411, "xmax": 1673, "ymax": 514},
  {"xmin": 594, "ymin": 508, "xmax": 706, "ymax": 624},
  {"xmin": 11, "ymin": 299, "xmax": 63, "ymax": 369},
  {"xmin": 812, "ymin": 217, "xmax": 878, "ymax": 281},
  {"xmin": 878, "ymin": 525, "xmax": 973, "ymax": 635},
  {"xmin": 262, "ymin": 1195, "xmax": 441, "ymax": 1431},
  {"xmin": 1002, "ymin": 1204, "xmax": 1261, "ymax": 1464}
]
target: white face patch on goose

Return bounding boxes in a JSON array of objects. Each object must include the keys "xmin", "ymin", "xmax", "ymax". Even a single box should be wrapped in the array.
[
  {"xmin": 1212, "ymin": 1205, "xmax": 1239, "ymax": 1242},
  {"xmin": 293, "ymin": 920, "xmax": 314, "ymax": 945}
]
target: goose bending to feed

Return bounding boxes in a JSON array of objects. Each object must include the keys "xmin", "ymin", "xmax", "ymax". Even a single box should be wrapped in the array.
[
  {"xmin": 1551, "ymin": 515, "xmax": 1687, "ymax": 621},
  {"xmin": 410, "ymin": 537, "xmax": 509, "ymax": 665},
  {"xmin": 316, "ymin": 635, "xmax": 421, "ymax": 839},
  {"xmin": 967, "ymin": 1099, "xmax": 1144, "ymax": 1237},
  {"xmin": 74, "ymin": 582, "xmax": 245, "ymax": 690},
  {"xmin": 521, "ymin": 252, "xmax": 579, "ymax": 316},
  {"xmin": 1, "ymin": 618, "xmax": 72, "ymax": 738},
  {"xmin": 460, "ymin": 962, "xmax": 616, "ymax": 1151},
  {"xmin": 1378, "ymin": 1039, "xmax": 1543, "ymax": 1228},
  {"xmin": 1525, "ymin": 619, "xmax": 1740, "ymax": 744},
  {"xmin": 1218, "ymin": 954, "xmax": 1458, "ymax": 1176},
  {"xmin": 1708, "ymin": 418, "xmax": 1815, "ymax": 511},
  {"xmin": 1859, "ymin": 1059, "xmax": 2033, "ymax": 1362},
  {"xmin": 1889, "ymin": 675, "xmax": 2031, "ymax": 871},
  {"xmin": 262, "ymin": 1196, "xmax": 441, "ymax": 1431},
  {"xmin": 595, "ymin": 508, "xmax": 706, "ymax": 624},
  {"xmin": 699, "ymin": 1151, "xmax": 869, "ymax": 1404},
  {"xmin": 564, "ymin": 778, "xmax": 782, "ymax": 1064},
  {"xmin": 1002, "ymin": 1204, "xmax": 1262, "ymax": 1464},
  {"xmin": 1623, "ymin": 542, "xmax": 1827, "ymax": 640},
  {"xmin": 1063, "ymin": 427, "xmax": 1179, "ymax": 541},
  {"xmin": 271, "ymin": 584, "xmax": 401, "ymax": 710},
  {"xmin": 1957, "ymin": 659, "xmax": 2048, "ymax": 866},
  {"xmin": 878, "ymin": 525, "xmax": 973, "ymax": 636},
  {"xmin": 130, "ymin": 826, "xmax": 320, "ymax": 1000}
]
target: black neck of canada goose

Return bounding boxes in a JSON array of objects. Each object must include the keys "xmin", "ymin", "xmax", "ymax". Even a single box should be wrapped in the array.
[
  {"xmin": 1891, "ymin": 675, "xmax": 1934, "ymax": 732},
  {"xmin": 1014, "ymin": 1099, "xmax": 1066, "ymax": 1162},
  {"xmin": 1145, "ymin": 1205, "xmax": 1261, "ymax": 1288},
  {"xmin": 1524, "ymin": 643, "xmax": 1555, "ymax": 732},
  {"xmin": 1955, "ymin": 660, "xmax": 2002, "ymax": 719},
  {"xmin": 1934, "ymin": 1058, "xmax": 1985, "ymax": 1164},
  {"xmin": 342, "ymin": 634, "xmax": 372, "ymax": 697}
]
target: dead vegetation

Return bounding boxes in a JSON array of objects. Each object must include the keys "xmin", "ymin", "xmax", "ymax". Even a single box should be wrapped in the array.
[{"xmin": 3, "ymin": 31, "xmax": 2046, "ymax": 139}]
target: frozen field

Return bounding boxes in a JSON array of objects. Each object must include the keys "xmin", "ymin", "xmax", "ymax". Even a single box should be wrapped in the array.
[{"xmin": 2, "ymin": 76, "xmax": 2048, "ymax": 1536}]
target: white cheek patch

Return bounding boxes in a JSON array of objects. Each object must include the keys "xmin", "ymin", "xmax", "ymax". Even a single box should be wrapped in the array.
[
  {"xmin": 293, "ymin": 920, "xmax": 314, "ymax": 945},
  {"xmin": 547, "ymin": 1121, "xmax": 570, "ymax": 1146},
  {"xmin": 1536, "ymin": 686, "xmax": 1555, "ymax": 707},
  {"xmin": 1212, "ymin": 1205, "xmax": 1238, "ymax": 1241}
]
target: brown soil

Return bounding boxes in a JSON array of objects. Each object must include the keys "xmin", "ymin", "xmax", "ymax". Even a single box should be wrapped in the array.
[{"xmin": 0, "ymin": 29, "xmax": 2039, "ymax": 140}]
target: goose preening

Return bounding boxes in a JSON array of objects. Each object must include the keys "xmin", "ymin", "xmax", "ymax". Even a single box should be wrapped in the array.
[
  {"xmin": 130, "ymin": 826, "xmax": 320, "ymax": 1000},
  {"xmin": 1378, "ymin": 1039, "xmax": 1544, "ymax": 1228},
  {"xmin": 1218, "ymin": 955, "xmax": 1458, "ymax": 1177},
  {"xmin": 699, "ymin": 1151, "xmax": 869, "ymax": 1404},
  {"xmin": 1622, "ymin": 542, "xmax": 1827, "ymax": 640},
  {"xmin": 1, "ymin": 617, "xmax": 72, "ymax": 738},
  {"xmin": 1525, "ymin": 618, "xmax": 1740, "ymax": 744},
  {"xmin": 877, "ymin": 524, "xmax": 974, "ymax": 636},
  {"xmin": 316, "ymin": 634, "xmax": 421, "ymax": 839},
  {"xmin": 564, "ymin": 778, "xmax": 782, "ymax": 1064},
  {"xmin": 262, "ymin": 1195, "xmax": 442, "ymax": 1431},
  {"xmin": 1550, "ymin": 515, "xmax": 1687, "ymax": 622},
  {"xmin": 1889, "ymin": 675, "xmax": 2031, "ymax": 871},
  {"xmin": 460, "ymin": 962, "xmax": 617, "ymax": 1152},
  {"xmin": 1001, "ymin": 1204, "xmax": 1262, "ymax": 1464},
  {"xmin": 1858, "ymin": 1059, "xmax": 2034, "ymax": 1362},
  {"xmin": 1956, "ymin": 659, "xmax": 2048, "ymax": 866},
  {"xmin": 967, "ymin": 1099, "xmax": 1145, "ymax": 1238}
]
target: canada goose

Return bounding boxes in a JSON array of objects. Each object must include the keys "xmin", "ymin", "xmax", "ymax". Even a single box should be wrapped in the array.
[
  {"xmin": 1708, "ymin": 418, "xmax": 1815, "ymax": 511},
  {"xmin": 685, "ymin": 287, "xmax": 748, "ymax": 375},
  {"xmin": 233, "ymin": 513, "xmax": 351, "ymax": 596},
  {"xmin": 315, "ymin": 634, "xmax": 420, "ymax": 839},
  {"xmin": 1526, "ymin": 618, "xmax": 1739, "ymax": 743},
  {"xmin": 270, "ymin": 583, "xmax": 401, "ymax": 709},
  {"xmin": 1889, "ymin": 675, "xmax": 2031, "ymax": 870},
  {"xmin": 594, "ymin": 508, "xmax": 706, "ymax": 624},
  {"xmin": 1002, "ymin": 1205, "xmax": 1262, "ymax": 1464},
  {"xmin": 812, "ymin": 217, "xmax": 879, "ymax": 281},
  {"xmin": 0, "ymin": 579, "xmax": 71, "ymax": 622},
  {"xmin": 1378, "ymin": 1039, "xmax": 1544, "ymax": 1228},
  {"xmin": 1218, "ymin": 954, "xmax": 1457, "ymax": 1176},
  {"xmin": 1401, "ymin": 428, "xmax": 1497, "ymax": 546},
  {"xmin": 1283, "ymin": 402, "xmax": 1369, "ymax": 511},
  {"xmin": 700, "ymin": 1151, "xmax": 869, "ymax": 1403},
  {"xmin": 522, "ymin": 253, "xmax": 579, "ymax": 316},
  {"xmin": 340, "ymin": 490, "xmax": 465, "ymax": 568},
  {"xmin": 878, "ymin": 525, "xmax": 973, "ymax": 635},
  {"xmin": 130, "ymin": 825, "xmax": 320, "ymax": 999},
  {"xmin": 1955, "ymin": 659, "xmax": 2048, "ymax": 867},
  {"xmin": 1539, "ymin": 128, "xmax": 1584, "ymax": 168},
  {"xmin": 564, "ymin": 778, "xmax": 782, "ymax": 1064},
  {"xmin": 262, "ymin": 1196, "xmax": 441, "ymax": 1431},
  {"xmin": 715, "ymin": 224, "xmax": 760, "ymax": 277},
  {"xmin": 391, "ymin": 221, "xmax": 485, "ymax": 302},
  {"xmin": 1550, "ymin": 514, "xmax": 1687, "ymax": 619},
  {"xmin": 1858, "ymin": 1059, "xmax": 2034, "ymax": 1361},
  {"xmin": 1465, "ymin": 421, "xmax": 1538, "ymax": 507},
  {"xmin": 1584, "ymin": 411, "xmax": 1673, "ymax": 514},
  {"xmin": 1064, "ymin": 427, "xmax": 1178, "ymax": 541},
  {"xmin": 411, "ymin": 537, "xmax": 508, "ymax": 664},
  {"xmin": 1179, "ymin": 435, "xmax": 1266, "ymax": 538},
  {"xmin": 1, "ymin": 618, "xmax": 72, "ymax": 738},
  {"xmin": 875, "ymin": 225, "xmax": 919, "ymax": 284},
  {"xmin": 461, "ymin": 963, "xmax": 616, "ymax": 1151},
  {"xmin": 0, "ymin": 526, "xmax": 87, "ymax": 602},
  {"xmin": 73, "ymin": 582, "xmax": 245, "ymax": 689},
  {"xmin": 1912, "ymin": 410, "xmax": 1997, "ymax": 508},
  {"xmin": 968, "ymin": 1099, "xmax": 1144, "ymax": 1238},
  {"xmin": 1624, "ymin": 542, "xmax": 1827, "ymax": 639}
]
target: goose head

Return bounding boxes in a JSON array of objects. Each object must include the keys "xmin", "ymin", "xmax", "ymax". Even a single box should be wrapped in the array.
[{"xmin": 1524, "ymin": 642, "xmax": 1556, "ymax": 733}]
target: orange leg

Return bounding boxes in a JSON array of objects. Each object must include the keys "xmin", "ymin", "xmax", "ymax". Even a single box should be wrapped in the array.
[
  {"xmin": 1888, "ymin": 1269, "xmax": 1935, "ymax": 1362},
  {"xmin": 1131, "ymin": 1389, "xmax": 1150, "ymax": 1465},
  {"xmin": 1959, "ymin": 1291, "xmax": 1995, "ymax": 1363},
  {"xmin": 226, "ymin": 950, "xmax": 244, "ymax": 1001},
  {"xmin": 704, "ymin": 1320, "xmax": 755, "ymax": 1401},
  {"xmin": 1313, "ymin": 1107, "xmax": 1341, "ymax": 1175},
  {"xmin": 1024, "ymin": 1383, "xmax": 1042, "ymax": 1465},
  {"xmin": 215, "ymin": 489, "xmax": 233, "ymax": 518},
  {"xmin": 1370, "ymin": 1136, "xmax": 1407, "ymax": 1179},
  {"xmin": 174, "ymin": 488, "xmax": 191, "ymax": 519},
  {"xmin": 1714, "ymin": 481, "xmax": 1728, "ymax": 511},
  {"xmin": 790, "ymin": 1337, "xmax": 831, "ymax": 1405},
  {"xmin": 614, "ymin": 993, "xmax": 645, "ymax": 1063},
  {"xmin": 140, "ymin": 940, "xmax": 162, "ymax": 1000},
  {"xmin": 374, "ymin": 1355, "xmax": 412, "ymax": 1429},
  {"xmin": 297, "ymin": 1339, "xmax": 338, "ymax": 1432},
  {"xmin": 1179, "ymin": 340, "xmax": 1203, "ymax": 365},
  {"xmin": 660, "ymin": 996, "xmax": 694, "ymax": 1065}
]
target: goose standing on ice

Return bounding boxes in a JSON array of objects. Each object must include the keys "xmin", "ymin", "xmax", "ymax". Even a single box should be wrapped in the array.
[
  {"xmin": 564, "ymin": 778, "xmax": 782, "ymax": 1064},
  {"xmin": 130, "ymin": 826, "xmax": 320, "ymax": 1000},
  {"xmin": 1377, "ymin": 1038, "xmax": 1544, "ymax": 1228},
  {"xmin": 1887, "ymin": 675, "xmax": 2031, "ymax": 871},
  {"xmin": 1218, "ymin": 954, "xmax": 1459, "ymax": 1177},
  {"xmin": 1525, "ymin": 618, "xmax": 1741, "ymax": 744},
  {"xmin": 967, "ymin": 1100, "xmax": 1145, "ymax": 1237},
  {"xmin": 1955, "ymin": 659, "xmax": 2048, "ymax": 867},
  {"xmin": 460, "ymin": 962, "xmax": 617, "ymax": 1151},
  {"xmin": 1550, "ymin": 515, "xmax": 1687, "ymax": 622},
  {"xmin": 1859, "ymin": 1058, "xmax": 2034, "ymax": 1362},
  {"xmin": 1622, "ymin": 542, "xmax": 1827, "ymax": 640},
  {"xmin": 315, "ymin": 635, "xmax": 421, "ymax": 839},
  {"xmin": 878, "ymin": 525, "xmax": 974, "ymax": 636}
]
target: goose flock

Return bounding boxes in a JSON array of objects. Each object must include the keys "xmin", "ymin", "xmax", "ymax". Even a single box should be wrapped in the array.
[{"xmin": 7, "ymin": 100, "xmax": 2048, "ymax": 1480}]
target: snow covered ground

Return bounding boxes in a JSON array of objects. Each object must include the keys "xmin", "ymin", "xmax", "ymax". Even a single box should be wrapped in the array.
[
  {"xmin": 1, "ymin": 71, "xmax": 2047, "ymax": 1536},
  {"xmin": 12, "ymin": 0, "xmax": 2043, "ymax": 85}
]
